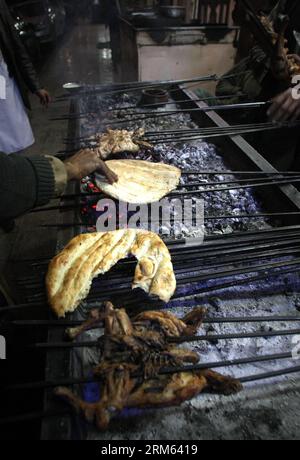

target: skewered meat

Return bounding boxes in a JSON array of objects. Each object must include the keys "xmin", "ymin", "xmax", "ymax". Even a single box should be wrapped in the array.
[
  {"xmin": 94, "ymin": 159, "xmax": 181, "ymax": 204},
  {"xmin": 66, "ymin": 301, "xmax": 207, "ymax": 342},
  {"xmin": 46, "ymin": 230, "xmax": 176, "ymax": 317},
  {"xmin": 56, "ymin": 303, "xmax": 242, "ymax": 431},
  {"xmin": 55, "ymin": 370, "xmax": 241, "ymax": 431},
  {"xmin": 260, "ymin": 14, "xmax": 300, "ymax": 78},
  {"xmin": 95, "ymin": 129, "xmax": 152, "ymax": 160}
]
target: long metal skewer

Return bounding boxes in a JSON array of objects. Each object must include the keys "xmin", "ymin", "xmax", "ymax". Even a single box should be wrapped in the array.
[
  {"xmin": 103, "ymin": 93, "xmax": 246, "ymax": 112},
  {"xmin": 5, "ymin": 315, "xmax": 300, "ymax": 328},
  {"xmin": 104, "ymin": 101, "xmax": 269, "ymax": 126},
  {"xmin": 1, "ymin": 363, "xmax": 299, "ymax": 425},
  {"xmin": 61, "ymin": 94, "xmax": 248, "ymax": 122},
  {"xmin": 54, "ymin": 71, "xmax": 249, "ymax": 100},
  {"xmin": 2, "ymin": 351, "xmax": 296, "ymax": 391},
  {"xmin": 31, "ymin": 328, "xmax": 300, "ymax": 349},
  {"xmin": 58, "ymin": 122, "xmax": 286, "ymax": 152},
  {"xmin": 29, "ymin": 179, "xmax": 300, "ymax": 214}
]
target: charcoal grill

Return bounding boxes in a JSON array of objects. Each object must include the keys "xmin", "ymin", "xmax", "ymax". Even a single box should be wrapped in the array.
[{"xmin": 1, "ymin": 83, "xmax": 300, "ymax": 440}]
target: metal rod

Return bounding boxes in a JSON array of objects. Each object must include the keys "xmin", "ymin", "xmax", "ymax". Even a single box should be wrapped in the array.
[
  {"xmin": 77, "ymin": 246, "xmax": 300, "ymax": 289},
  {"xmin": 145, "ymin": 122, "xmax": 280, "ymax": 136},
  {"xmin": 181, "ymin": 170, "xmax": 300, "ymax": 176},
  {"xmin": 61, "ymin": 94, "xmax": 248, "ymax": 122},
  {"xmin": 11, "ymin": 237, "xmax": 300, "ymax": 288},
  {"xmin": 31, "ymin": 179, "xmax": 300, "ymax": 214},
  {"xmin": 239, "ymin": 365, "xmax": 300, "ymax": 384},
  {"xmin": 182, "ymin": 176, "xmax": 300, "ymax": 188},
  {"xmin": 114, "ymin": 266, "xmax": 300, "ymax": 309},
  {"xmin": 205, "ymin": 224, "xmax": 300, "ymax": 240},
  {"xmin": 171, "ymin": 328, "xmax": 300, "ymax": 344},
  {"xmin": 103, "ymin": 94, "xmax": 246, "ymax": 112},
  {"xmin": 7, "ymin": 315, "xmax": 300, "ymax": 328},
  {"xmin": 31, "ymin": 328, "xmax": 300, "ymax": 349},
  {"xmin": 60, "ymin": 122, "xmax": 282, "ymax": 150},
  {"xmin": 56, "ymin": 126, "xmax": 282, "ymax": 155},
  {"xmin": 150, "ymin": 126, "xmax": 294, "ymax": 143},
  {"xmin": 4, "ymin": 224, "xmax": 300, "ymax": 270},
  {"xmin": 104, "ymin": 102, "xmax": 269, "ymax": 126},
  {"xmin": 66, "ymin": 123, "xmax": 266, "ymax": 145},
  {"xmin": 54, "ymin": 74, "xmax": 219, "ymax": 99},
  {"xmin": 58, "ymin": 176, "xmax": 300, "ymax": 200},
  {"xmin": 170, "ymin": 177, "xmax": 300, "ymax": 196},
  {"xmin": 13, "ymin": 236, "xmax": 300, "ymax": 286},
  {"xmin": 3, "ymin": 351, "xmax": 294, "ymax": 392},
  {"xmin": 2, "ymin": 228, "xmax": 300, "ymax": 312},
  {"xmin": 0, "ymin": 302, "xmax": 46, "ymax": 314},
  {"xmin": 174, "ymin": 257, "xmax": 300, "ymax": 286},
  {"xmin": 37, "ymin": 211, "xmax": 300, "ymax": 228},
  {"xmin": 54, "ymin": 72, "xmax": 249, "ymax": 100},
  {"xmin": 2, "ymin": 363, "xmax": 299, "ymax": 425},
  {"xmin": 0, "ymin": 410, "xmax": 70, "ymax": 426}
]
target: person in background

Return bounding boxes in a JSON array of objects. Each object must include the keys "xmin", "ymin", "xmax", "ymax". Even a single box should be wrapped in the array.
[
  {"xmin": 215, "ymin": 0, "xmax": 300, "ymax": 171},
  {"xmin": 0, "ymin": 0, "xmax": 51, "ymax": 154},
  {"xmin": 0, "ymin": 149, "xmax": 117, "ymax": 224}
]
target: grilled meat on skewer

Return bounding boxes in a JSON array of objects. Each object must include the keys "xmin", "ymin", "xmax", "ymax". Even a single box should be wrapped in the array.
[
  {"xmin": 57, "ymin": 303, "xmax": 242, "ymax": 431},
  {"xmin": 55, "ymin": 369, "xmax": 241, "ymax": 432},
  {"xmin": 94, "ymin": 129, "xmax": 153, "ymax": 160}
]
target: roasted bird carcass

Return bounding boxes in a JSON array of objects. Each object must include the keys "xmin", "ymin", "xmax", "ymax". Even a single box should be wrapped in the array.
[
  {"xmin": 56, "ymin": 303, "xmax": 242, "ymax": 431},
  {"xmin": 94, "ymin": 129, "xmax": 153, "ymax": 160},
  {"xmin": 46, "ymin": 229, "xmax": 176, "ymax": 317},
  {"xmin": 94, "ymin": 159, "xmax": 181, "ymax": 204}
]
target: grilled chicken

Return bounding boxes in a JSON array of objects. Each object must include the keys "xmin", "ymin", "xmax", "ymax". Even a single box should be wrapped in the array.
[
  {"xmin": 56, "ymin": 303, "xmax": 242, "ymax": 431},
  {"xmin": 55, "ymin": 368, "xmax": 242, "ymax": 432},
  {"xmin": 94, "ymin": 129, "xmax": 153, "ymax": 160}
]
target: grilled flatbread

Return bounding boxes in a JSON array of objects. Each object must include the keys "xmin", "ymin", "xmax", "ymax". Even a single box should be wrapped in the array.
[
  {"xmin": 94, "ymin": 160, "xmax": 181, "ymax": 203},
  {"xmin": 46, "ymin": 229, "xmax": 176, "ymax": 317}
]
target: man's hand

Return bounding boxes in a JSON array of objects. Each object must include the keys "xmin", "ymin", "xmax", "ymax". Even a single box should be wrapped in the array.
[
  {"xmin": 36, "ymin": 89, "xmax": 51, "ymax": 107},
  {"xmin": 267, "ymin": 88, "xmax": 300, "ymax": 123},
  {"xmin": 64, "ymin": 149, "xmax": 118, "ymax": 184}
]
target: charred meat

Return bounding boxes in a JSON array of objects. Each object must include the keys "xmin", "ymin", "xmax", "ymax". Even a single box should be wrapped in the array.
[
  {"xmin": 56, "ymin": 303, "xmax": 242, "ymax": 431},
  {"xmin": 94, "ymin": 129, "xmax": 153, "ymax": 160}
]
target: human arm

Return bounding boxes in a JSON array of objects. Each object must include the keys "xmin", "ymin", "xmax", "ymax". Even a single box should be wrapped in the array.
[{"xmin": 0, "ymin": 150, "xmax": 118, "ymax": 222}]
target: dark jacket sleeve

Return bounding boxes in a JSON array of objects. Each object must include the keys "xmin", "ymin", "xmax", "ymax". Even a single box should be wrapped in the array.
[
  {"xmin": 1, "ymin": 0, "xmax": 40, "ymax": 93},
  {"xmin": 0, "ymin": 153, "xmax": 55, "ymax": 222}
]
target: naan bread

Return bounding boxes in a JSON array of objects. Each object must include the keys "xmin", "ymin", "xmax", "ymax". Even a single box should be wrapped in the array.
[
  {"xmin": 46, "ymin": 229, "xmax": 176, "ymax": 318},
  {"xmin": 95, "ymin": 160, "xmax": 181, "ymax": 203}
]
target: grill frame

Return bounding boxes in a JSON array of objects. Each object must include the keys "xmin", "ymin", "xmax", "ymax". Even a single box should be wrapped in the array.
[{"xmin": 35, "ymin": 83, "xmax": 300, "ymax": 439}]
